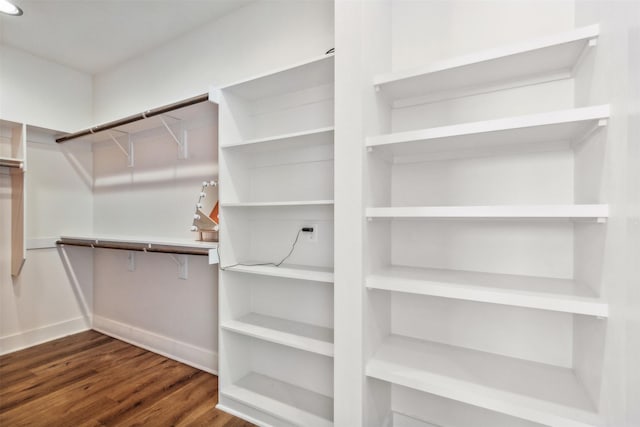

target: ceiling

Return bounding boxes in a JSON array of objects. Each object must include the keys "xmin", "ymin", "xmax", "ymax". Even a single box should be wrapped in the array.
[{"xmin": 0, "ymin": 0, "xmax": 254, "ymax": 74}]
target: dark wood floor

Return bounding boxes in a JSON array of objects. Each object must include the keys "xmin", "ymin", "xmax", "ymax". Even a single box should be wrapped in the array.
[{"xmin": 0, "ymin": 330, "xmax": 254, "ymax": 427}]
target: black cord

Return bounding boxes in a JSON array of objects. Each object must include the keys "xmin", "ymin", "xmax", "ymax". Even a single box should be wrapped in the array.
[{"xmin": 217, "ymin": 229, "xmax": 304, "ymax": 271}]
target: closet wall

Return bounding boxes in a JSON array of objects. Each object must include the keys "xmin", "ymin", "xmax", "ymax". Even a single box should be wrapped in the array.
[{"xmin": 0, "ymin": 48, "xmax": 94, "ymax": 353}]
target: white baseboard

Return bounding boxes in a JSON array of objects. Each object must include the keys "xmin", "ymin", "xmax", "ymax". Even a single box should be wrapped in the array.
[
  {"xmin": 92, "ymin": 315, "xmax": 218, "ymax": 374},
  {"xmin": 0, "ymin": 316, "xmax": 90, "ymax": 355}
]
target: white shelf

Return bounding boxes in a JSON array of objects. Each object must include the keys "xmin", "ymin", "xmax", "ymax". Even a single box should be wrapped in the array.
[
  {"xmin": 221, "ymin": 372, "xmax": 333, "ymax": 427},
  {"xmin": 224, "ymin": 263, "xmax": 334, "ymax": 283},
  {"xmin": 219, "ymin": 54, "xmax": 335, "ymax": 101},
  {"xmin": 373, "ymin": 25, "xmax": 599, "ymax": 104},
  {"xmin": 222, "ymin": 200, "xmax": 334, "ymax": 208},
  {"xmin": 366, "ymin": 105, "xmax": 610, "ymax": 159},
  {"xmin": 221, "ymin": 313, "xmax": 334, "ymax": 357},
  {"xmin": 367, "ymin": 335, "xmax": 600, "ymax": 427},
  {"xmin": 0, "ymin": 157, "xmax": 24, "ymax": 169},
  {"xmin": 387, "ymin": 412, "xmax": 440, "ymax": 427},
  {"xmin": 367, "ymin": 266, "xmax": 608, "ymax": 317},
  {"xmin": 366, "ymin": 204, "xmax": 609, "ymax": 221},
  {"xmin": 220, "ymin": 126, "xmax": 334, "ymax": 151}
]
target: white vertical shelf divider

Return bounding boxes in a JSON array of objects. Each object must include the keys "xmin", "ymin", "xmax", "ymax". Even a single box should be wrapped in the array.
[{"xmin": 215, "ymin": 53, "xmax": 336, "ymax": 427}]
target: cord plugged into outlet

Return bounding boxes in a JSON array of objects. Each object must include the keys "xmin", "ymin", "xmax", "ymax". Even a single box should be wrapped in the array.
[{"xmin": 302, "ymin": 224, "xmax": 318, "ymax": 243}]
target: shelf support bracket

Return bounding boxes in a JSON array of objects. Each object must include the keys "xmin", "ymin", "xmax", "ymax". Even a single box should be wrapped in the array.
[
  {"xmin": 571, "ymin": 37, "xmax": 598, "ymax": 77},
  {"xmin": 107, "ymin": 131, "xmax": 134, "ymax": 167},
  {"xmin": 571, "ymin": 118, "xmax": 608, "ymax": 149},
  {"xmin": 159, "ymin": 116, "xmax": 188, "ymax": 160},
  {"xmin": 169, "ymin": 254, "xmax": 188, "ymax": 280}
]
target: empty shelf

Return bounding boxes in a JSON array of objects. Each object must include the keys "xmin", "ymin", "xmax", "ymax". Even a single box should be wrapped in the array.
[
  {"xmin": 366, "ymin": 204, "xmax": 609, "ymax": 221},
  {"xmin": 222, "ymin": 200, "xmax": 334, "ymax": 207},
  {"xmin": 222, "ymin": 313, "xmax": 334, "ymax": 356},
  {"xmin": 366, "ymin": 105, "xmax": 609, "ymax": 159},
  {"xmin": 221, "ymin": 372, "xmax": 333, "ymax": 427},
  {"xmin": 388, "ymin": 412, "xmax": 440, "ymax": 427},
  {"xmin": 374, "ymin": 25, "xmax": 599, "ymax": 104},
  {"xmin": 58, "ymin": 235, "xmax": 217, "ymax": 255},
  {"xmin": 367, "ymin": 335, "xmax": 600, "ymax": 427},
  {"xmin": 224, "ymin": 263, "xmax": 334, "ymax": 283},
  {"xmin": 221, "ymin": 126, "xmax": 334, "ymax": 151},
  {"xmin": 367, "ymin": 266, "xmax": 608, "ymax": 317},
  {"xmin": 220, "ymin": 54, "xmax": 335, "ymax": 101}
]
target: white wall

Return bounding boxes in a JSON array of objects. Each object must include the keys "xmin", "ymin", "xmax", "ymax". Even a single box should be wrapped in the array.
[
  {"xmin": 0, "ymin": 45, "xmax": 92, "ymax": 132},
  {"xmin": 573, "ymin": 2, "xmax": 640, "ymax": 425},
  {"xmin": 93, "ymin": 0, "xmax": 334, "ymax": 124},
  {"xmin": 1, "ymin": 129, "xmax": 94, "ymax": 355}
]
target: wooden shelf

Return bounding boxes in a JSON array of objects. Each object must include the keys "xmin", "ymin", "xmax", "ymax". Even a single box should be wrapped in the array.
[
  {"xmin": 366, "ymin": 204, "xmax": 609, "ymax": 221},
  {"xmin": 367, "ymin": 266, "xmax": 608, "ymax": 317},
  {"xmin": 366, "ymin": 105, "xmax": 610, "ymax": 159},
  {"xmin": 373, "ymin": 25, "xmax": 599, "ymax": 105},
  {"xmin": 221, "ymin": 372, "xmax": 333, "ymax": 427},
  {"xmin": 220, "ymin": 126, "xmax": 334, "ymax": 151},
  {"xmin": 219, "ymin": 54, "xmax": 335, "ymax": 101},
  {"xmin": 367, "ymin": 335, "xmax": 600, "ymax": 427},
  {"xmin": 0, "ymin": 157, "xmax": 24, "ymax": 169},
  {"xmin": 222, "ymin": 313, "xmax": 334, "ymax": 356},
  {"xmin": 222, "ymin": 200, "xmax": 334, "ymax": 208}
]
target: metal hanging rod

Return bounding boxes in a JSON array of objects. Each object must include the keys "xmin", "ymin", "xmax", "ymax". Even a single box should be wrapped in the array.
[
  {"xmin": 55, "ymin": 93, "xmax": 210, "ymax": 144},
  {"xmin": 56, "ymin": 238, "xmax": 211, "ymax": 256}
]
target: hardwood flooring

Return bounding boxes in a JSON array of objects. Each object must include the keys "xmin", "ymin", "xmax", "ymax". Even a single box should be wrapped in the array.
[{"xmin": 0, "ymin": 331, "xmax": 255, "ymax": 427}]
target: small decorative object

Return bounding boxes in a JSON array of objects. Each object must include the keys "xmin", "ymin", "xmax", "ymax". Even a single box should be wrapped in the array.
[{"xmin": 190, "ymin": 180, "xmax": 219, "ymax": 242}]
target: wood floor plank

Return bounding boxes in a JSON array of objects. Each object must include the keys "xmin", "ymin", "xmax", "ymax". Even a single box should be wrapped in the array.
[{"xmin": 0, "ymin": 331, "xmax": 255, "ymax": 427}]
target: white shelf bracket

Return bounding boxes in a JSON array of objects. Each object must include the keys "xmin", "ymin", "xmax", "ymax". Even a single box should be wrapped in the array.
[
  {"xmin": 159, "ymin": 116, "xmax": 188, "ymax": 160},
  {"xmin": 107, "ymin": 131, "xmax": 134, "ymax": 167},
  {"xmin": 127, "ymin": 251, "xmax": 136, "ymax": 272},
  {"xmin": 169, "ymin": 254, "xmax": 189, "ymax": 280},
  {"xmin": 571, "ymin": 118, "xmax": 608, "ymax": 149},
  {"xmin": 208, "ymin": 247, "xmax": 219, "ymax": 265},
  {"xmin": 571, "ymin": 37, "xmax": 598, "ymax": 77}
]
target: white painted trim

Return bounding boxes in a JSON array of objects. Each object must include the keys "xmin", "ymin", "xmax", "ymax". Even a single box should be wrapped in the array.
[
  {"xmin": 92, "ymin": 315, "xmax": 218, "ymax": 374},
  {"xmin": 0, "ymin": 316, "xmax": 90, "ymax": 355},
  {"xmin": 26, "ymin": 237, "xmax": 59, "ymax": 249},
  {"xmin": 216, "ymin": 403, "xmax": 272, "ymax": 427}
]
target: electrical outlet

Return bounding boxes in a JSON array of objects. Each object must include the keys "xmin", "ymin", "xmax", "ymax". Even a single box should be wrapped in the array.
[{"xmin": 302, "ymin": 224, "xmax": 318, "ymax": 243}]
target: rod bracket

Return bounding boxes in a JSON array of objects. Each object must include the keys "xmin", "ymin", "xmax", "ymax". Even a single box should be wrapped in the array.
[
  {"xmin": 107, "ymin": 131, "xmax": 134, "ymax": 167},
  {"xmin": 169, "ymin": 254, "xmax": 189, "ymax": 279},
  {"xmin": 159, "ymin": 116, "xmax": 188, "ymax": 160}
]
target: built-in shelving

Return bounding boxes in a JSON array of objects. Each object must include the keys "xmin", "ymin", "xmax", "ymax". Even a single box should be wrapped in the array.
[
  {"xmin": 222, "ymin": 313, "xmax": 334, "ymax": 356},
  {"xmin": 366, "ymin": 204, "xmax": 609, "ymax": 221},
  {"xmin": 222, "ymin": 200, "xmax": 334, "ymax": 208},
  {"xmin": 1, "ymin": 120, "xmax": 26, "ymax": 277},
  {"xmin": 386, "ymin": 412, "xmax": 440, "ymax": 427},
  {"xmin": 217, "ymin": 53, "xmax": 335, "ymax": 426},
  {"xmin": 366, "ymin": 266, "xmax": 608, "ymax": 317},
  {"xmin": 373, "ymin": 25, "xmax": 599, "ymax": 105},
  {"xmin": 366, "ymin": 105, "xmax": 610, "ymax": 159},
  {"xmin": 221, "ymin": 373, "xmax": 334, "ymax": 427},
  {"xmin": 367, "ymin": 335, "xmax": 600, "ymax": 427},
  {"xmin": 220, "ymin": 126, "xmax": 334, "ymax": 151},
  {"xmin": 224, "ymin": 263, "xmax": 334, "ymax": 283}
]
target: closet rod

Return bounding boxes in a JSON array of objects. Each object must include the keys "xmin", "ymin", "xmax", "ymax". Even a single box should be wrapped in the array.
[
  {"xmin": 55, "ymin": 93, "xmax": 210, "ymax": 144},
  {"xmin": 56, "ymin": 240, "xmax": 210, "ymax": 256}
]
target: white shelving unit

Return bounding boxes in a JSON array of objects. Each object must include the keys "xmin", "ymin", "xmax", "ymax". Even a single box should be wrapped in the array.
[
  {"xmin": 1, "ymin": 120, "xmax": 27, "ymax": 277},
  {"xmin": 362, "ymin": 17, "xmax": 610, "ymax": 427},
  {"xmin": 216, "ymin": 53, "xmax": 335, "ymax": 426}
]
